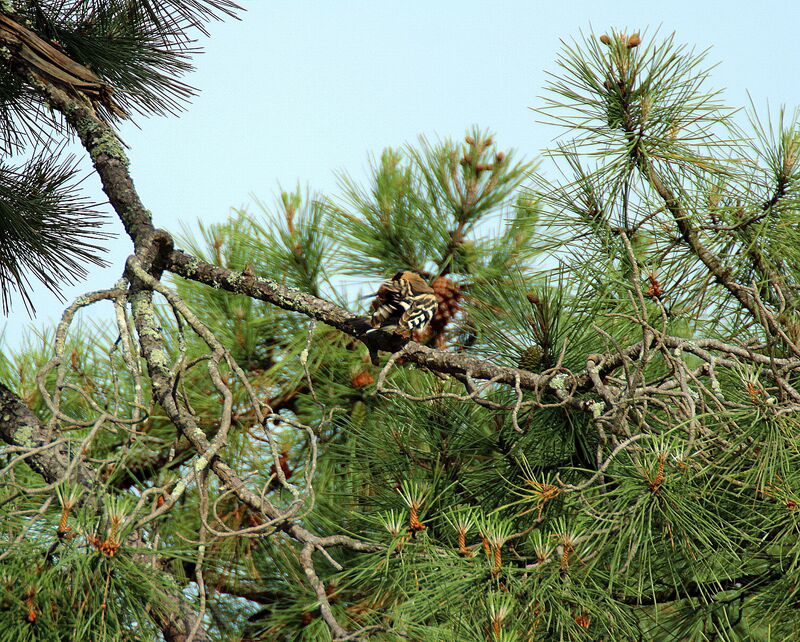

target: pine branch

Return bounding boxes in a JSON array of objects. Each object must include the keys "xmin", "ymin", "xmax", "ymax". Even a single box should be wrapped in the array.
[
  {"xmin": 0, "ymin": 11, "xmax": 125, "ymax": 116},
  {"xmin": 22, "ymin": 66, "xmax": 155, "ymax": 244},
  {"xmin": 0, "ymin": 382, "xmax": 209, "ymax": 642},
  {"xmin": 166, "ymin": 248, "xmax": 593, "ymax": 402},
  {"xmin": 639, "ymin": 155, "xmax": 785, "ymax": 338},
  {"xmin": 10, "ymin": 24, "xmax": 800, "ymax": 639},
  {"xmin": 0, "ymin": 152, "xmax": 110, "ymax": 313},
  {"xmin": 3, "ymin": 1, "xmax": 242, "ymax": 118},
  {"xmin": 617, "ymin": 566, "xmax": 783, "ymax": 606}
]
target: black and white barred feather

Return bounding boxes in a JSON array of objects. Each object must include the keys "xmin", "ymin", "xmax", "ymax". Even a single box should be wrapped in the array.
[{"xmin": 369, "ymin": 271, "xmax": 437, "ymax": 336}]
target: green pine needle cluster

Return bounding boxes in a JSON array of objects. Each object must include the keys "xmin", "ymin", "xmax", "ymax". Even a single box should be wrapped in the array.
[
  {"xmin": 0, "ymin": 0, "xmax": 241, "ymax": 312},
  {"xmin": 3, "ymin": 25, "xmax": 800, "ymax": 642},
  {"xmin": 0, "ymin": 153, "xmax": 109, "ymax": 313}
]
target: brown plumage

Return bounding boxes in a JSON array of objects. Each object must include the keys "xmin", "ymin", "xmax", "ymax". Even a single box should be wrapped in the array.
[{"xmin": 369, "ymin": 271, "xmax": 437, "ymax": 337}]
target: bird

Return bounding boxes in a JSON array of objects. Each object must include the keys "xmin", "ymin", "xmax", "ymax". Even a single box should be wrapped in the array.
[{"xmin": 368, "ymin": 271, "xmax": 437, "ymax": 338}]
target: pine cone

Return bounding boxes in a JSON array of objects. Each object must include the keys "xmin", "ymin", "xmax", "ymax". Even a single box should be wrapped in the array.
[
  {"xmin": 518, "ymin": 345, "xmax": 543, "ymax": 371},
  {"xmin": 429, "ymin": 276, "xmax": 462, "ymax": 338}
]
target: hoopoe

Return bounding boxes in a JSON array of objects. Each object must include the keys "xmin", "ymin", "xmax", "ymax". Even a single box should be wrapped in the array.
[{"xmin": 369, "ymin": 271, "xmax": 437, "ymax": 338}]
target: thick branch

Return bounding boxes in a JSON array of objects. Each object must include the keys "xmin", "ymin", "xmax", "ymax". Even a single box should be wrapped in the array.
[
  {"xmin": 167, "ymin": 249, "xmax": 800, "ymax": 393},
  {"xmin": 0, "ymin": 382, "xmax": 95, "ymax": 487},
  {"xmin": 23, "ymin": 70, "xmax": 154, "ymax": 246},
  {"xmin": 166, "ymin": 249, "xmax": 575, "ymax": 395}
]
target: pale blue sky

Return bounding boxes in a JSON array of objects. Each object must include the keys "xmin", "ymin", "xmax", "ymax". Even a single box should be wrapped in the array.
[{"xmin": 3, "ymin": 0, "xmax": 800, "ymax": 346}]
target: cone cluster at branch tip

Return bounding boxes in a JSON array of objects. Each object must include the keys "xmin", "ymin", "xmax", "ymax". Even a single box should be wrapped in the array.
[{"xmin": 599, "ymin": 32, "xmax": 641, "ymax": 48}]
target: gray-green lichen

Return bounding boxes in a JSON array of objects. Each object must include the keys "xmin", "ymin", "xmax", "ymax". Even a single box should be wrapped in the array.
[
  {"xmin": 92, "ymin": 130, "xmax": 129, "ymax": 165},
  {"xmin": 194, "ymin": 456, "xmax": 208, "ymax": 472},
  {"xmin": 170, "ymin": 479, "xmax": 187, "ymax": 502},
  {"xmin": 75, "ymin": 117, "xmax": 129, "ymax": 166},
  {"xmin": 710, "ymin": 376, "xmax": 724, "ymax": 401},
  {"xmin": 588, "ymin": 401, "xmax": 605, "ymax": 418},
  {"xmin": 14, "ymin": 423, "xmax": 35, "ymax": 447},
  {"xmin": 148, "ymin": 348, "xmax": 170, "ymax": 370},
  {"xmin": 132, "ymin": 299, "xmax": 162, "ymax": 339},
  {"xmin": 139, "ymin": 325, "xmax": 161, "ymax": 339},
  {"xmin": 549, "ymin": 373, "xmax": 568, "ymax": 391},
  {"xmin": 184, "ymin": 257, "xmax": 200, "ymax": 276},
  {"xmin": 259, "ymin": 276, "xmax": 277, "ymax": 287}
]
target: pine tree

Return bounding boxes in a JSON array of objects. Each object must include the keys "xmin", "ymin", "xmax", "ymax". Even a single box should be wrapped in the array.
[{"xmin": 1, "ymin": 10, "xmax": 800, "ymax": 642}]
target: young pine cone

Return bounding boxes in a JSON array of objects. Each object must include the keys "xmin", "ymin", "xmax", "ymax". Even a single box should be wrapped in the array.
[
  {"xmin": 518, "ymin": 345, "xmax": 544, "ymax": 371},
  {"xmin": 370, "ymin": 271, "xmax": 437, "ymax": 337}
]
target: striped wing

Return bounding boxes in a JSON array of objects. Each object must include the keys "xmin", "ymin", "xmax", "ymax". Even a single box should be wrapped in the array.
[
  {"xmin": 398, "ymin": 293, "xmax": 437, "ymax": 334},
  {"xmin": 370, "ymin": 278, "xmax": 412, "ymax": 329},
  {"xmin": 370, "ymin": 273, "xmax": 436, "ymax": 336}
]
